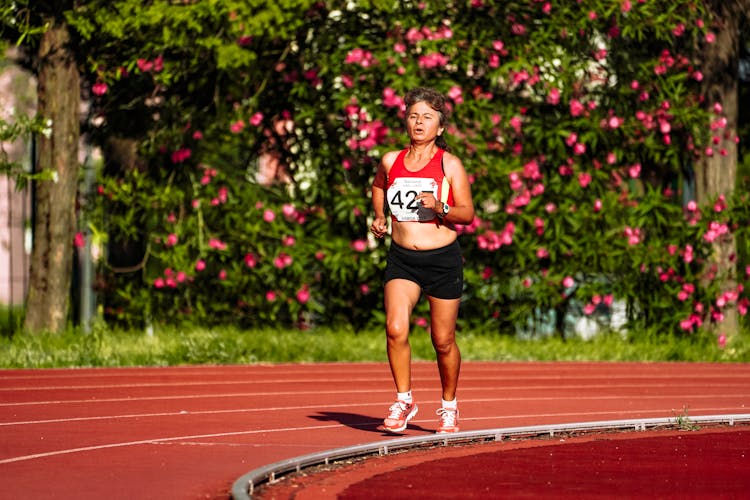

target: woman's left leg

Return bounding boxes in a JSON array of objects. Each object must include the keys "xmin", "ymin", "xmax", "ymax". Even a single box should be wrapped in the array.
[{"xmin": 427, "ymin": 296, "xmax": 461, "ymax": 401}]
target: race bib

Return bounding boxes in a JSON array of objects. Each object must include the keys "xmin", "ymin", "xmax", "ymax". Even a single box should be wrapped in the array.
[{"xmin": 387, "ymin": 177, "xmax": 439, "ymax": 222}]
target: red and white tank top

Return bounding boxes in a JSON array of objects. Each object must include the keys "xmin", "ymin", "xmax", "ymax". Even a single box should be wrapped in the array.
[{"xmin": 386, "ymin": 148, "xmax": 454, "ymax": 222}]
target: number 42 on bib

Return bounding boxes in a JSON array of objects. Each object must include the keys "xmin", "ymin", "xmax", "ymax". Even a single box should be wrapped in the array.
[{"xmin": 387, "ymin": 177, "xmax": 439, "ymax": 222}]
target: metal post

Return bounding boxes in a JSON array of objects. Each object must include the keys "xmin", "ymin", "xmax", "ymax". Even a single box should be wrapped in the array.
[{"xmin": 79, "ymin": 145, "xmax": 95, "ymax": 333}]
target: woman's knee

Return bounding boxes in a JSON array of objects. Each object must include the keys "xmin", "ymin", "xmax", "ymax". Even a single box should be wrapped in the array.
[
  {"xmin": 386, "ymin": 319, "xmax": 410, "ymax": 343},
  {"xmin": 432, "ymin": 336, "xmax": 457, "ymax": 355}
]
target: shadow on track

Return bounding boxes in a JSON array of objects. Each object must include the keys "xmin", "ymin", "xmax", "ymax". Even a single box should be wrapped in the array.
[{"xmin": 308, "ymin": 411, "xmax": 433, "ymax": 435}]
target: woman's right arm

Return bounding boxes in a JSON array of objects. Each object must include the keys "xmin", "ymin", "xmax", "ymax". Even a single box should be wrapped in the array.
[{"xmin": 371, "ymin": 153, "xmax": 394, "ymax": 238}]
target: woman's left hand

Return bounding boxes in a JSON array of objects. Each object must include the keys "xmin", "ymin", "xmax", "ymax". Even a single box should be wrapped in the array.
[{"xmin": 416, "ymin": 192, "xmax": 438, "ymax": 212}]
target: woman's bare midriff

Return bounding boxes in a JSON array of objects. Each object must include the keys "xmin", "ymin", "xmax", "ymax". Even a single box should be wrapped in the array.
[{"xmin": 391, "ymin": 220, "xmax": 457, "ymax": 250}]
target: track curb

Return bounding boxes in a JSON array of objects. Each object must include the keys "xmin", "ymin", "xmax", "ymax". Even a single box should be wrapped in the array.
[{"xmin": 231, "ymin": 413, "xmax": 750, "ymax": 499}]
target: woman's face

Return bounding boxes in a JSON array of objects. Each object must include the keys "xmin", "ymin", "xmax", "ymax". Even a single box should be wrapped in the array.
[{"xmin": 406, "ymin": 101, "xmax": 444, "ymax": 144}]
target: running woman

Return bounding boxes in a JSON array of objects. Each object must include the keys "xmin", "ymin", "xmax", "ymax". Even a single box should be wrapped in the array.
[{"xmin": 370, "ymin": 87, "xmax": 475, "ymax": 433}]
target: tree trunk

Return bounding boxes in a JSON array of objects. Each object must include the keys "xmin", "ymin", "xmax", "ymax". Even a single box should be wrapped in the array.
[
  {"xmin": 24, "ymin": 18, "xmax": 80, "ymax": 334},
  {"xmin": 694, "ymin": 0, "xmax": 750, "ymax": 338}
]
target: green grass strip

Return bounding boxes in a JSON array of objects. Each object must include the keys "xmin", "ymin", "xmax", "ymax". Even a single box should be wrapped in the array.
[{"xmin": 1, "ymin": 325, "xmax": 748, "ymax": 368}]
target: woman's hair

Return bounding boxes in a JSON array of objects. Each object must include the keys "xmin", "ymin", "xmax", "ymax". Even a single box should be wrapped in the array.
[{"xmin": 404, "ymin": 87, "xmax": 450, "ymax": 151}]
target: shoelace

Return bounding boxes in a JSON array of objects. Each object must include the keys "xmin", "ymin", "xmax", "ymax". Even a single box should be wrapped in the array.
[
  {"xmin": 436, "ymin": 407, "xmax": 457, "ymax": 427},
  {"xmin": 388, "ymin": 401, "xmax": 409, "ymax": 419}
]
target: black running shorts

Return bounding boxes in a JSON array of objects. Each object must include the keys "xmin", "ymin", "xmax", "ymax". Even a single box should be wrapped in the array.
[{"xmin": 384, "ymin": 240, "xmax": 463, "ymax": 299}]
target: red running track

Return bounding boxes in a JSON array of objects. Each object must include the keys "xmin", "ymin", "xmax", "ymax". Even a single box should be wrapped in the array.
[{"xmin": 1, "ymin": 362, "xmax": 749, "ymax": 499}]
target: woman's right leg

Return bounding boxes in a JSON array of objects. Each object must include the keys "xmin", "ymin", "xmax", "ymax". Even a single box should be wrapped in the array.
[{"xmin": 384, "ymin": 278, "xmax": 422, "ymax": 393}]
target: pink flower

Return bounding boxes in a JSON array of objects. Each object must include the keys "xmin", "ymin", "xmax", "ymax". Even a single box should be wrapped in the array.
[
  {"xmin": 154, "ymin": 277, "xmax": 165, "ymax": 289},
  {"xmin": 718, "ymin": 334, "xmax": 727, "ymax": 348},
  {"xmin": 622, "ymin": 0, "xmax": 632, "ymax": 12},
  {"xmin": 523, "ymin": 159, "xmax": 542, "ymax": 180},
  {"xmin": 218, "ymin": 269, "xmax": 227, "ymax": 280},
  {"xmin": 244, "ymin": 253, "xmax": 258, "ymax": 268},
  {"xmin": 273, "ymin": 252, "xmax": 293, "ymax": 269},
  {"xmin": 628, "ymin": 163, "xmax": 641, "ymax": 178},
  {"xmin": 74, "ymin": 232, "xmax": 85, "ymax": 248},
  {"xmin": 92, "ymin": 81, "xmax": 108, "ymax": 96},
  {"xmin": 263, "ymin": 209, "xmax": 276, "ymax": 222},
  {"xmin": 382, "ymin": 87, "xmax": 404, "ymax": 108},
  {"xmin": 230, "ymin": 120, "xmax": 245, "ymax": 133},
  {"xmin": 296, "ymin": 286, "xmax": 310, "ymax": 304},
  {"xmin": 705, "ymin": 32, "xmax": 716, "ymax": 44},
  {"xmin": 266, "ymin": 291, "xmax": 277, "ymax": 302},
  {"xmin": 569, "ymin": 99, "xmax": 585, "ymax": 117},
  {"xmin": 578, "ymin": 172, "xmax": 592, "ymax": 188},
  {"xmin": 415, "ymin": 317, "xmax": 428, "ymax": 328},
  {"xmin": 249, "ymin": 112, "xmax": 263, "ymax": 126},
  {"xmin": 704, "ymin": 221, "xmax": 729, "ymax": 242},
  {"xmin": 208, "ymin": 238, "xmax": 227, "ymax": 250},
  {"xmin": 536, "ymin": 248, "xmax": 549, "ymax": 259},
  {"xmin": 593, "ymin": 199, "xmax": 602, "ymax": 212},
  {"xmin": 166, "ymin": 233, "xmax": 178, "ymax": 246},
  {"xmin": 417, "ymin": 52, "xmax": 449, "ymax": 69},
  {"xmin": 447, "ymin": 86, "xmax": 463, "ymax": 104},
  {"xmin": 509, "ymin": 172, "xmax": 523, "ymax": 190},
  {"xmin": 583, "ymin": 303, "xmax": 596, "ymax": 315},
  {"xmin": 351, "ymin": 239, "xmax": 367, "ymax": 252},
  {"xmin": 573, "ymin": 142, "xmax": 586, "ymax": 155},
  {"xmin": 562, "ymin": 276, "xmax": 575, "ymax": 288},
  {"xmin": 345, "ymin": 48, "xmax": 377, "ymax": 66},
  {"xmin": 547, "ymin": 87, "xmax": 560, "ymax": 105},
  {"xmin": 137, "ymin": 58, "xmax": 154, "ymax": 72},
  {"xmin": 509, "ymin": 116, "xmax": 523, "ymax": 133},
  {"xmin": 195, "ymin": 260, "xmax": 206, "ymax": 272},
  {"xmin": 282, "ymin": 235, "xmax": 296, "ymax": 247},
  {"xmin": 714, "ymin": 194, "xmax": 727, "ymax": 213},
  {"xmin": 171, "ymin": 148, "xmax": 192, "ymax": 164},
  {"xmin": 534, "ymin": 217, "xmax": 545, "ymax": 235},
  {"xmin": 281, "ymin": 203, "xmax": 297, "ymax": 219},
  {"xmin": 624, "ymin": 226, "xmax": 642, "ymax": 245}
]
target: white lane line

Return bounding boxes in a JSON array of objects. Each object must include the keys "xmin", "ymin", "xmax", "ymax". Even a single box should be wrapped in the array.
[
  {"xmin": 4, "ymin": 407, "xmax": 747, "ymax": 465},
  {"xmin": 460, "ymin": 407, "xmax": 750, "ymax": 423},
  {"xmin": 2, "ymin": 384, "xmax": 749, "ymax": 408},
  {"xmin": 1, "ymin": 395, "xmax": 747, "ymax": 426},
  {"xmin": 3, "ymin": 374, "xmax": 749, "ymax": 391},
  {"xmin": 0, "ymin": 389, "xmax": 393, "ymax": 407},
  {"xmin": 0, "ymin": 424, "xmax": 344, "ymax": 465}
]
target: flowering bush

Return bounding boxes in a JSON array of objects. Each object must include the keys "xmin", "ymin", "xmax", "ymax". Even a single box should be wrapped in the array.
[{"xmin": 80, "ymin": 0, "xmax": 747, "ymax": 337}]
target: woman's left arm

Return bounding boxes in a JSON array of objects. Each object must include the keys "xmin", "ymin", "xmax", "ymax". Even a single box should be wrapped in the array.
[{"xmin": 442, "ymin": 153, "xmax": 475, "ymax": 225}]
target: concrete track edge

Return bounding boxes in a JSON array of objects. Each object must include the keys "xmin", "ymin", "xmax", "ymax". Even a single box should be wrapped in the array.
[{"xmin": 231, "ymin": 413, "xmax": 750, "ymax": 499}]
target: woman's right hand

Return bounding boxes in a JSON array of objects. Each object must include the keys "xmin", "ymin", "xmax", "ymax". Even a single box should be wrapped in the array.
[{"xmin": 371, "ymin": 216, "xmax": 388, "ymax": 238}]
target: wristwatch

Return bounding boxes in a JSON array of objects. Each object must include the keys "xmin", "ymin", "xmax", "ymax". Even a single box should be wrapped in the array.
[{"xmin": 438, "ymin": 203, "xmax": 450, "ymax": 218}]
